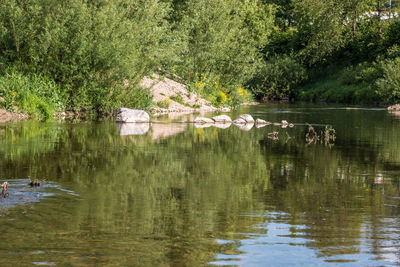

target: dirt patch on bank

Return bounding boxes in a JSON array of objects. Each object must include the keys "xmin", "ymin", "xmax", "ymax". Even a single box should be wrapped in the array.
[
  {"xmin": 140, "ymin": 74, "xmax": 230, "ymax": 116},
  {"xmin": 0, "ymin": 109, "xmax": 30, "ymax": 123}
]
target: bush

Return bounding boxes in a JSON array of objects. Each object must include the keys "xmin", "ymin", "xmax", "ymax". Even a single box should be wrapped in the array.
[
  {"xmin": 0, "ymin": 0, "xmax": 170, "ymax": 114},
  {"xmin": 175, "ymin": 0, "xmax": 275, "ymax": 87},
  {"xmin": 0, "ymin": 69, "xmax": 65, "ymax": 119},
  {"xmin": 248, "ymin": 55, "xmax": 307, "ymax": 99},
  {"xmin": 383, "ymin": 20, "xmax": 400, "ymax": 51},
  {"xmin": 339, "ymin": 62, "xmax": 382, "ymax": 86},
  {"xmin": 376, "ymin": 57, "xmax": 400, "ymax": 103},
  {"xmin": 189, "ymin": 75, "xmax": 253, "ymax": 107},
  {"xmin": 156, "ymin": 98, "xmax": 171, "ymax": 109}
]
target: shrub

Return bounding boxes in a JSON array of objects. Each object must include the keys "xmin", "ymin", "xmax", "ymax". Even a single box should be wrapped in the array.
[
  {"xmin": 175, "ymin": 0, "xmax": 274, "ymax": 87},
  {"xmin": 156, "ymin": 98, "xmax": 171, "ymax": 109},
  {"xmin": 170, "ymin": 95, "xmax": 184, "ymax": 105},
  {"xmin": 376, "ymin": 57, "xmax": 400, "ymax": 103},
  {"xmin": 248, "ymin": 55, "xmax": 307, "ymax": 99},
  {"xmin": 0, "ymin": 69, "xmax": 65, "ymax": 119},
  {"xmin": 0, "ymin": 0, "xmax": 170, "ymax": 114},
  {"xmin": 339, "ymin": 62, "xmax": 382, "ymax": 86},
  {"xmin": 383, "ymin": 20, "xmax": 400, "ymax": 51}
]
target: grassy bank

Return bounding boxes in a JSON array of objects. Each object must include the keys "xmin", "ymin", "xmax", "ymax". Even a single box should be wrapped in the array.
[
  {"xmin": 0, "ymin": 67, "xmax": 153, "ymax": 120},
  {"xmin": 296, "ymin": 64, "xmax": 379, "ymax": 104},
  {"xmin": 0, "ymin": 69, "xmax": 64, "ymax": 119},
  {"xmin": 297, "ymin": 49, "xmax": 400, "ymax": 105},
  {"xmin": 1, "ymin": 0, "xmax": 399, "ymax": 118}
]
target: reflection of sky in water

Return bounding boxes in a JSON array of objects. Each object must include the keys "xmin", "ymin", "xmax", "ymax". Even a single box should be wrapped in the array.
[{"xmin": 210, "ymin": 212, "xmax": 398, "ymax": 266}]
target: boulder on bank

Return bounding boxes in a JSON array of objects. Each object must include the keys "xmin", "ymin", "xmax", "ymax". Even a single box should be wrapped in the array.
[
  {"xmin": 194, "ymin": 117, "xmax": 214, "ymax": 124},
  {"xmin": 388, "ymin": 104, "xmax": 400, "ymax": 111},
  {"xmin": 116, "ymin": 108, "xmax": 150, "ymax": 123},
  {"xmin": 212, "ymin": 115, "xmax": 232, "ymax": 123}
]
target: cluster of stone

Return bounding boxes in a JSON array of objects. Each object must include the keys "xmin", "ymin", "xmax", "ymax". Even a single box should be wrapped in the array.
[
  {"xmin": 115, "ymin": 108, "xmax": 294, "ymax": 134},
  {"xmin": 194, "ymin": 114, "xmax": 294, "ymax": 130}
]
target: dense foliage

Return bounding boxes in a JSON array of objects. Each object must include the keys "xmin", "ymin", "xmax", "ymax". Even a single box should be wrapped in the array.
[{"xmin": 1, "ymin": 0, "xmax": 400, "ymax": 118}]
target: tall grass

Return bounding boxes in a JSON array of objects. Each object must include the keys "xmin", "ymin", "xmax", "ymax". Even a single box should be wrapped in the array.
[{"xmin": 0, "ymin": 69, "xmax": 65, "ymax": 119}]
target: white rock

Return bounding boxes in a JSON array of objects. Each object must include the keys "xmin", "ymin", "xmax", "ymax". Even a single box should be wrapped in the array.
[
  {"xmin": 235, "ymin": 123, "xmax": 254, "ymax": 131},
  {"xmin": 116, "ymin": 122, "xmax": 150, "ymax": 135},
  {"xmin": 194, "ymin": 117, "xmax": 214, "ymax": 124},
  {"xmin": 213, "ymin": 122, "xmax": 232, "ymax": 129},
  {"xmin": 236, "ymin": 114, "xmax": 254, "ymax": 123},
  {"xmin": 116, "ymin": 108, "xmax": 150, "ymax": 123},
  {"xmin": 212, "ymin": 115, "xmax": 232, "ymax": 123},
  {"xmin": 388, "ymin": 104, "xmax": 400, "ymax": 111},
  {"xmin": 281, "ymin": 120, "xmax": 288, "ymax": 126},
  {"xmin": 233, "ymin": 118, "xmax": 247, "ymax": 124},
  {"xmin": 194, "ymin": 122, "xmax": 213, "ymax": 128},
  {"xmin": 255, "ymin": 118, "xmax": 270, "ymax": 125}
]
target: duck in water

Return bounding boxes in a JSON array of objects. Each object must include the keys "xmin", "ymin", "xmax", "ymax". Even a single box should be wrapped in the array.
[
  {"xmin": 2, "ymin": 182, "xmax": 8, "ymax": 191},
  {"xmin": 1, "ymin": 182, "xmax": 9, "ymax": 198},
  {"xmin": 28, "ymin": 179, "xmax": 41, "ymax": 187}
]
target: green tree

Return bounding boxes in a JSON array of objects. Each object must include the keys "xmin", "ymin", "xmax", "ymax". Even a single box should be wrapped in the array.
[
  {"xmin": 174, "ymin": 0, "xmax": 275, "ymax": 86},
  {"xmin": 0, "ymin": 0, "xmax": 170, "ymax": 112}
]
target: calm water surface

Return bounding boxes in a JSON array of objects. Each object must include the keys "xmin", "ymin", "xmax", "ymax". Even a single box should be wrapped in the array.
[{"xmin": 0, "ymin": 104, "xmax": 399, "ymax": 266}]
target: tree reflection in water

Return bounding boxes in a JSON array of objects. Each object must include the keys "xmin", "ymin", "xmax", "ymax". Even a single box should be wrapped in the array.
[{"xmin": 0, "ymin": 104, "xmax": 399, "ymax": 265}]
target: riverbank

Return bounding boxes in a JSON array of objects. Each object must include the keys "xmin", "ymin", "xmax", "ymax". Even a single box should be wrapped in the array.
[
  {"xmin": 0, "ymin": 109, "xmax": 30, "ymax": 123},
  {"xmin": 141, "ymin": 74, "xmax": 232, "ymax": 116}
]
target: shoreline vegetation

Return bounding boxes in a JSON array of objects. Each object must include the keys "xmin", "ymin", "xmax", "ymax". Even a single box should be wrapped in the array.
[{"xmin": 1, "ymin": 0, "xmax": 400, "ymax": 121}]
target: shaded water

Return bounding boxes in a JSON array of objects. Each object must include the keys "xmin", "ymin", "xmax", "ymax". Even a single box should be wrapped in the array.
[{"xmin": 0, "ymin": 103, "xmax": 399, "ymax": 266}]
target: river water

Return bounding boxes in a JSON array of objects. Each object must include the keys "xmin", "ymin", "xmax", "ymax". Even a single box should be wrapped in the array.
[{"xmin": 0, "ymin": 103, "xmax": 399, "ymax": 266}]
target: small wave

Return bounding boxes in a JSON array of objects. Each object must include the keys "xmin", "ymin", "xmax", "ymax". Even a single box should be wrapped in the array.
[{"xmin": 0, "ymin": 179, "xmax": 78, "ymax": 211}]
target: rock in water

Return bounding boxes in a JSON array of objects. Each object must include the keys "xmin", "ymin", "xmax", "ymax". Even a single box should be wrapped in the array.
[
  {"xmin": 255, "ymin": 118, "xmax": 270, "ymax": 125},
  {"xmin": 255, "ymin": 118, "xmax": 271, "ymax": 128},
  {"xmin": 268, "ymin": 131, "xmax": 279, "ymax": 140},
  {"xmin": 213, "ymin": 122, "xmax": 232, "ymax": 129},
  {"xmin": 212, "ymin": 115, "xmax": 232, "ymax": 123},
  {"xmin": 233, "ymin": 118, "xmax": 246, "ymax": 124},
  {"xmin": 236, "ymin": 114, "xmax": 254, "ymax": 123},
  {"xmin": 194, "ymin": 122, "xmax": 213, "ymax": 128},
  {"xmin": 115, "ymin": 108, "xmax": 150, "ymax": 123},
  {"xmin": 235, "ymin": 123, "xmax": 254, "ymax": 131},
  {"xmin": 28, "ymin": 179, "xmax": 41, "ymax": 187},
  {"xmin": 194, "ymin": 117, "xmax": 214, "ymax": 124},
  {"xmin": 388, "ymin": 104, "xmax": 400, "ymax": 111},
  {"xmin": 116, "ymin": 122, "xmax": 150, "ymax": 136}
]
